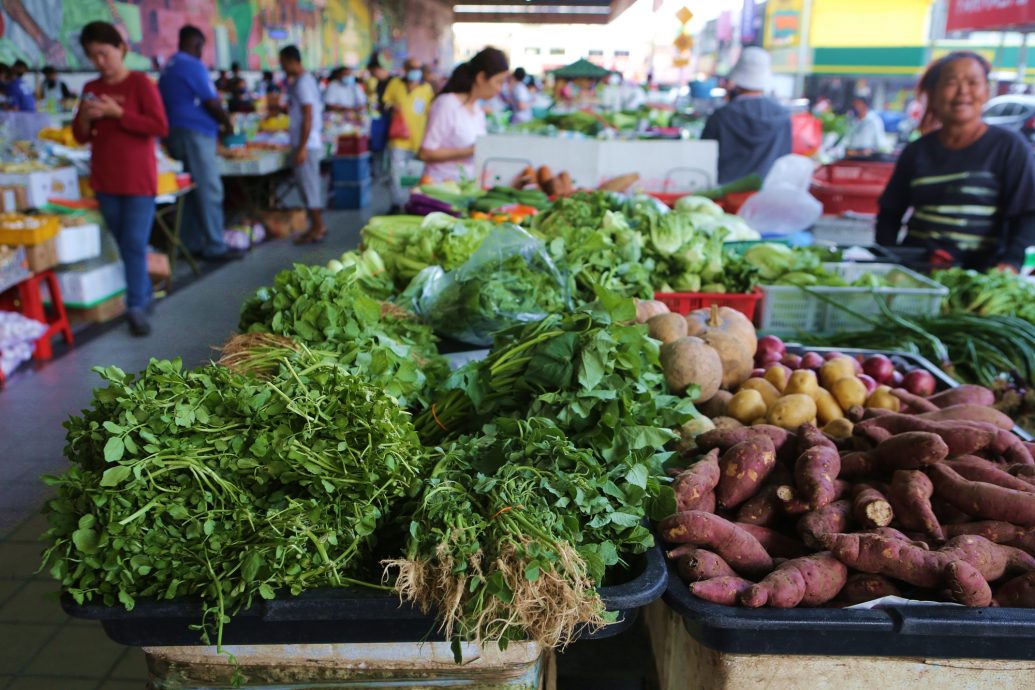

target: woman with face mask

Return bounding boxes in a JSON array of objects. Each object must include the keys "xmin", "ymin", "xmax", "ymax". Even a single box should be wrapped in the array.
[
  {"xmin": 877, "ymin": 51, "xmax": 1035, "ymax": 271},
  {"xmin": 383, "ymin": 59, "xmax": 434, "ymax": 212},
  {"xmin": 324, "ymin": 66, "xmax": 367, "ymax": 121},
  {"xmin": 418, "ymin": 48, "xmax": 509, "ymax": 183}
]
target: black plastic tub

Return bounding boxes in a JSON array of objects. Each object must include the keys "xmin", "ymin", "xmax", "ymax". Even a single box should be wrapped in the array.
[
  {"xmin": 663, "ymin": 558, "xmax": 1035, "ymax": 660},
  {"xmin": 62, "ymin": 542, "xmax": 667, "ymax": 647}
]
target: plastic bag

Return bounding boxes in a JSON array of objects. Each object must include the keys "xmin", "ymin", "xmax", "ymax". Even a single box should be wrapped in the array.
[
  {"xmin": 0, "ymin": 311, "xmax": 46, "ymax": 376},
  {"xmin": 401, "ymin": 224, "xmax": 569, "ymax": 346},
  {"xmin": 737, "ymin": 154, "xmax": 822, "ymax": 236}
]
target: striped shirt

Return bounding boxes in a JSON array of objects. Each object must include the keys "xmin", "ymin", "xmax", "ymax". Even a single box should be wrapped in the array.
[{"xmin": 876, "ymin": 126, "xmax": 1035, "ymax": 269}]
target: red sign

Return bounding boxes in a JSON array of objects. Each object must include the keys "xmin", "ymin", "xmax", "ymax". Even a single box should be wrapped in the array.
[{"xmin": 946, "ymin": 0, "xmax": 1035, "ymax": 32}]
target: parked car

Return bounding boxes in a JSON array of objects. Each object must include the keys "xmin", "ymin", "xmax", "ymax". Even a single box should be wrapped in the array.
[{"xmin": 982, "ymin": 95, "xmax": 1035, "ymax": 140}]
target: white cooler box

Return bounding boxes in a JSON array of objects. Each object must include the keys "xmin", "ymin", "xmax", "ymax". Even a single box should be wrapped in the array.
[
  {"xmin": 56, "ymin": 223, "xmax": 101, "ymax": 265},
  {"xmin": 0, "ymin": 167, "xmax": 80, "ymax": 207},
  {"xmin": 56, "ymin": 259, "xmax": 125, "ymax": 307}
]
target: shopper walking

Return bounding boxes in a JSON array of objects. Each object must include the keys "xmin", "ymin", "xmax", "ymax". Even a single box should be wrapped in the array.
[
  {"xmin": 279, "ymin": 45, "xmax": 326, "ymax": 244},
  {"xmin": 159, "ymin": 25, "xmax": 242, "ymax": 262},
  {"xmin": 73, "ymin": 21, "xmax": 168, "ymax": 337},
  {"xmin": 324, "ymin": 66, "xmax": 367, "ymax": 120},
  {"xmin": 418, "ymin": 48, "xmax": 509, "ymax": 183},
  {"xmin": 383, "ymin": 58, "xmax": 434, "ymax": 212}
]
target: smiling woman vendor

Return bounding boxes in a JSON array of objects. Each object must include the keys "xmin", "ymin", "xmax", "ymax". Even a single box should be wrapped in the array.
[{"xmin": 876, "ymin": 51, "xmax": 1035, "ymax": 271}]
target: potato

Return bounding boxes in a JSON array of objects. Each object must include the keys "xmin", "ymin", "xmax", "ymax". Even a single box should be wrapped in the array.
[
  {"xmin": 819, "ymin": 357, "xmax": 856, "ymax": 389},
  {"xmin": 867, "ymin": 385, "xmax": 902, "ymax": 411},
  {"xmin": 660, "ymin": 337, "xmax": 723, "ymax": 402},
  {"xmin": 831, "ymin": 377, "xmax": 867, "ymax": 410},
  {"xmin": 698, "ymin": 390, "xmax": 733, "ymax": 418},
  {"xmin": 784, "ymin": 370, "xmax": 819, "ymax": 400},
  {"xmin": 727, "ymin": 389, "xmax": 768, "ymax": 425},
  {"xmin": 822, "ymin": 418, "xmax": 854, "ymax": 439},
  {"xmin": 814, "ymin": 388, "xmax": 844, "ymax": 426},
  {"xmin": 765, "ymin": 365, "xmax": 789, "ymax": 392},
  {"xmin": 767, "ymin": 394, "xmax": 818, "ymax": 430},
  {"xmin": 647, "ymin": 313, "xmax": 689, "ymax": 345},
  {"xmin": 740, "ymin": 378, "xmax": 781, "ymax": 410},
  {"xmin": 713, "ymin": 416, "xmax": 744, "ymax": 431},
  {"xmin": 751, "ymin": 417, "xmax": 770, "ymax": 426}
]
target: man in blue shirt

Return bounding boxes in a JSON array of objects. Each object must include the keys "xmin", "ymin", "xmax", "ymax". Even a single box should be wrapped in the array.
[
  {"xmin": 159, "ymin": 25, "xmax": 242, "ymax": 261},
  {"xmin": 6, "ymin": 60, "xmax": 35, "ymax": 112}
]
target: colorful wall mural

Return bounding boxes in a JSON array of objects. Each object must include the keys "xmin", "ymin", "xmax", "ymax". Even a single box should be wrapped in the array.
[{"xmin": 0, "ymin": 0, "xmax": 379, "ymax": 70}]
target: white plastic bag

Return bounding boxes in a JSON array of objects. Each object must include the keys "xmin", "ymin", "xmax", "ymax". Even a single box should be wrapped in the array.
[{"xmin": 737, "ymin": 154, "xmax": 823, "ymax": 235}]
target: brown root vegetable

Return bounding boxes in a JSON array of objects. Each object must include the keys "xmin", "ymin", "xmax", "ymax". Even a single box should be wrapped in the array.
[
  {"xmin": 890, "ymin": 388, "xmax": 939, "ymax": 413},
  {"xmin": 838, "ymin": 451, "xmax": 877, "ymax": 479},
  {"xmin": 676, "ymin": 547, "xmax": 738, "ymax": 582},
  {"xmin": 734, "ymin": 523, "xmax": 809, "ymax": 559},
  {"xmin": 660, "ymin": 337, "xmax": 723, "ymax": 402},
  {"xmin": 888, "ymin": 470, "xmax": 943, "ymax": 539},
  {"xmin": 866, "ymin": 526, "xmax": 931, "ymax": 550},
  {"xmin": 717, "ymin": 436, "xmax": 777, "ymax": 509},
  {"xmin": 736, "ymin": 484, "xmax": 783, "ymax": 526},
  {"xmin": 777, "ymin": 480, "xmax": 851, "ymax": 515},
  {"xmin": 695, "ymin": 492, "xmax": 717, "ymax": 514},
  {"xmin": 634, "ymin": 299, "xmax": 670, "ymax": 324},
  {"xmin": 928, "ymin": 385, "xmax": 996, "ymax": 409},
  {"xmin": 929, "ymin": 463, "xmax": 1035, "ymax": 527},
  {"xmin": 1010, "ymin": 463, "xmax": 1035, "ymax": 485},
  {"xmin": 689, "ymin": 576, "xmax": 755, "ymax": 605},
  {"xmin": 798, "ymin": 500, "xmax": 853, "ymax": 549},
  {"xmin": 685, "ymin": 305, "xmax": 758, "ymax": 355},
  {"xmin": 740, "ymin": 378, "xmax": 781, "ymax": 410},
  {"xmin": 794, "ymin": 445, "xmax": 842, "ymax": 510},
  {"xmin": 768, "ymin": 394, "xmax": 818, "ymax": 430},
  {"xmin": 659, "ymin": 511, "xmax": 774, "ymax": 575},
  {"xmin": 647, "ymin": 313, "xmax": 689, "ymax": 345},
  {"xmin": 740, "ymin": 552, "xmax": 848, "ymax": 608},
  {"xmin": 838, "ymin": 574, "xmax": 901, "ymax": 604},
  {"xmin": 917, "ymin": 404, "xmax": 1015, "ymax": 430},
  {"xmin": 852, "ymin": 483, "xmax": 894, "ymax": 529},
  {"xmin": 726, "ymin": 389, "xmax": 769, "ymax": 425},
  {"xmin": 674, "ymin": 449, "xmax": 722, "ymax": 513},
  {"xmin": 696, "ymin": 426, "xmax": 797, "ymax": 464},
  {"xmin": 698, "ymin": 390, "xmax": 733, "ymax": 419},
  {"xmin": 702, "ymin": 330, "xmax": 754, "ymax": 391},
  {"xmin": 797, "ymin": 423, "xmax": 838, "ymax": 455},
  {"xmin": 941, "ymin": 521, "xmax": 1035, "ymax": 556},
  {"xmin": 944, "ymin": 560, "xmax": 993, "ymax": 607},
  {"xmin": 712, "ymin": 416, "xmax": 743, "ymax": 431},
  {"xmin": 871, "ymin": 431, "xmax": 949, "ymax": 469},
  {"xmin": 995, "ymin": 572, "xmax": 1035, "ymax": 607},
  {"xmin": 943, "ymin": 457, "xmax": 1035, "ymax": 493},
  {"xmin": 857, "ymin": 415, "xmax": 993, "ymax": 458}
]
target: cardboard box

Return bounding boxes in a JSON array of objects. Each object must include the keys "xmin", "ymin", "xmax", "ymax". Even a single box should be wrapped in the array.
[
  {"xmin": 0, "ymin": 185, "xmax": 28, "ymax": 212},
  {"xmin": 24, "ymin": 237, "xmax": 58, "ymax": 272},
  {"xmin": 68, "ymin": 293, "xmax": 125, "ymax": 323},
  {"xmin": 0, "ymin": 167, "xmax": 80, "ymax": 207},
  {"xmin": 55, "ymin": 223, "xmax": 101, "ymax": 264},
  {"xmin": 56, "ymin": 259, "xmax": 126, "ymax": 307}
]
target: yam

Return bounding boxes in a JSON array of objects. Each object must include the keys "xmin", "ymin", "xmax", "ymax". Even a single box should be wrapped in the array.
[
  {"xmin": 659, "ymin": 511, "xmax": 774, "ymax": 575},
  {"xmin": 647, "ymin": 313, "xmax": 689, "ymax": 344},
  {"xmin": 929, "ymin": 463, "xmax": 1035, "ymax": 527},
  {"xmin": 735, "ymin": 522, "xmax": 808, "ymax": 559},
  {"xmin": 676, "ymin": 547, "xmax": 738, "ymax": 582},
  {"xmin": 696, "ymin": 426, "xmax": 797, "ymax": 464},
  {"xmin": 995, "ymin": 572, "xmax": 1035, "ymax": 607},
  {"xmin": 852, "ymin": 483, "xmax": 894, "ymax": 529},
  {"xmin": 944, "ymin": 560, "xmax": 993, "ymax": 607},
  {"xmin": 888, "ymin": 470, "xmax": 943, "ymax": 539},
  {"xmin": 928, "ymin": 385, "xmax": 996, "ymax": 409},
  {"xmin": 917, "ymin": 404, "xmax": 1015, "ymax": 430},
  {"xmin": 689, "ymin": 576, "xmax": 754, "ymax": 606},
  {"xmin": 856, "ymin": 414, "xmax": 994, "ymax": 458},
  {"xmin": 673, "ymin": 449, "xmax": 722, "ymax": 513},
  {"xmin": 943, "ymin": 456, "xmax": 1035, "ymax": 493},
  {"xmin": 870, "ymin": 431, "xmax": 949, "ymax": 469},
  {"xmin": 740, "ymin": 552, "xmax": 847, "ymax": 608},
  {"xmin": 736, "ymin": 484, "xmax": 783, "ymax": 526},
  {"xmin": 716, "ymin": 436, "xmax": 777, "ymax": 509},
  {"xmin": 660, "ymin": 336, "xmax": 723, "ymax": 402},
  {"xmin": 798, "ymin": 499, "xmax": 852, "ymax": 549},
  {"xmin": 837, "ymin": 574, "xmax": 901, "ymax": 605}
]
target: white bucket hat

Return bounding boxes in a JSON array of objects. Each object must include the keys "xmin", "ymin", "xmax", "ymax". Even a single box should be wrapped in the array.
[{"xmin": 728, "ymin": 46, "xmax": 772, "ymax": 92}]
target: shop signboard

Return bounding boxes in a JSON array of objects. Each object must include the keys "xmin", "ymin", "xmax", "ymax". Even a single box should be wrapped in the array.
[
  {"xmin": 764, "ymin": 0, "xmax": 804, "ymax": 48},
  {"xmin": 946, "ymin": 0, "xmax": 1035, "ymax": 32}
]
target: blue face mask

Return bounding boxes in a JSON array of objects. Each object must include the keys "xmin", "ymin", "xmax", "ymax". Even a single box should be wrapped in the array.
[
  {"xmin": 407, "ymin": 69, "xmax": 423, "ymax": 83},
  {"xmin": 342, "ymin": 75, "xmax": 356, "ymax": 86}
]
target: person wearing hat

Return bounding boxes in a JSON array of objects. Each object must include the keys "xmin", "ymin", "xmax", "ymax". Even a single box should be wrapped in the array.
[{"xmin": 702, "ymin": 47, "xmax": 791, "ymax": 185}]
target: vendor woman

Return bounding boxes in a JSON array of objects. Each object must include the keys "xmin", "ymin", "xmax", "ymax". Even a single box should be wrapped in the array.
[{"xmin": 877, "ymin": 52, "xmax": 1035, "ymax": 270}]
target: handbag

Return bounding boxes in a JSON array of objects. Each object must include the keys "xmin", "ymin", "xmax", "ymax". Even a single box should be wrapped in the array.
[{"xmin": 388, "ymin": 109, "xmax": 411, "ymax": 142}]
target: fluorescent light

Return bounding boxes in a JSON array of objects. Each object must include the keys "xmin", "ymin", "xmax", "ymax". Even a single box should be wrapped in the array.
[{"xmin": 454, "ymin": 4, "xmax": 610, "ymax": 13}]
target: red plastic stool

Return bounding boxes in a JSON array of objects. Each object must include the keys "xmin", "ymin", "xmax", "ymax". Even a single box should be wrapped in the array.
[{"xmin": 0, "ymin": 269, "xmax": 74, "ymax": 361}]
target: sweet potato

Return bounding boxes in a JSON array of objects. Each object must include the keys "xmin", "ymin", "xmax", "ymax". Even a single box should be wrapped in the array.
[
  {"xmin": 867, "ymin": 526, "xmax": 931, "ymax": 550},
  {"xmin": 929, "ymin": 463, "xmax": 1035, "ymax": 527},
  {"xmin": 838, "ymin": 451, "xmax": 877, "ymax": 479},
  {"xmin": 917, "ymin": 404, "xmax": 1015, "ymax": 430},
  {"xmin": 735, "ymin": 523, "xmax": 808, "ymax": 559},
  {"xmin": 837, "ymin": 573, "xmax": 901, "ymax": 604},
  {"xmin": 659, "ymin": 511, "xmax": 774, "ymax": 575},
  {"xmin": 674, "ymin": 449, "xmax": 722, "ymax": 513},
  {"xmin": 736, "ymin": 484, "xmax": 783, "ymax": 526},
  {"xmin": 776, "ymin": 479, "xmax": 851, "ymax": 515},
  {"xmin": 740, "ymin": 552, "xmax": 848, "ymax": 608},
  {"xmin": 852, "ymin": 483, "xmax": 894, "ymax": 529},
  {"xmin": 890, "ymin": 388, "xmax": 939, "ymax": 413},
  {"xmin": 798, "ymin": 499, "xmax": 852, "ymax": 549},
  {"xmin": 888, "ymin": 470, "xmax": 943, "ymax": 539},
  {"xmin": 928, "ymin": 385, "xmax": 996, "ymax": 409},
  {"xmin": 689, "ymin": 576, "xmax": 754, "ymax": 605},
  {"xmin": 716, "ymin": 436, "xmax": 777, "ymax": 509},
  {"xmin": 995, "ymin": 572, "xmax": 1035, "ymax": 607},
  {"xmin": 1010, "ymin": 463, "xmax": 1035, "ymax": 486},
  {"xmin": 797, "ymin": 423, "xmax": 838, "ymax": 455},
  {"xmin": 956, "ymin": 421, "xmax": 1034, "ymax": 466},
  {"xmin": 696, "ymin": 426, "xmax": 797, "ymax": 464},
  {"xmin": 675, "ymin": 547, "xmax": 738, "ymax": 582},
  {"xmin": 856, "ymin": 414, "xmax": 994, "ymax": 457},
  {"xmin": 943, "ymin": 456, "xmax": 1035, "ymax": 493},
  {"xmin": 942, "ymin": 521, "xmax": 1035, "ymax": 556},
  {"xmin": 944, "ymin": 560, "xmax": 993, "ymax": 607},
  {"xmin": 870, "ymin": 431, "xmax": 949, "ymax": 469},
  {"xmin": 795, "ymin": 445, "xmax": 842, "ymax": 510}
]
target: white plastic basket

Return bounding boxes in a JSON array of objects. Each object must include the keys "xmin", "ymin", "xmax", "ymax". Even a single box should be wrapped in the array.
[{"xmin": 757, "ymin": 262, "xmax": 948, "ymax": 336}]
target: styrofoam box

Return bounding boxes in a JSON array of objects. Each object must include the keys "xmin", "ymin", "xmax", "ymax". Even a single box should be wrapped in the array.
[
  {"xmin": 0, "ymin": 167, "xmax": 80, "ymax": 207},
  {"xmin": 57, "ymin": 260, "xmax": 126, "ymax": 307},
  {"xmin": 55, "ymin": 223, "xmax": 101, "ymax": 265}
]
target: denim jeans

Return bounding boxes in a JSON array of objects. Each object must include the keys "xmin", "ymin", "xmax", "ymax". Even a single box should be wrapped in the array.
[
  {"xmin": 165, "ymin": 127, "xmax": 227, "ymax": 257},
  {"xmin": 95, "ymin": 193, "xmax": 155, "ymax": 312}
]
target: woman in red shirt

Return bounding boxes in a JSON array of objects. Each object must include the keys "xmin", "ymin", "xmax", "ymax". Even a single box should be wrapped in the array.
[{"xmin": 73, "ymin": 22, "xmax": 168, "ymax": 336}]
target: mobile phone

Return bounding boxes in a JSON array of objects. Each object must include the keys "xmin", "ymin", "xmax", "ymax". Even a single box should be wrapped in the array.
[{"xmin": 82, "ymin": 92, "xmax": 97, "ymax": 101}]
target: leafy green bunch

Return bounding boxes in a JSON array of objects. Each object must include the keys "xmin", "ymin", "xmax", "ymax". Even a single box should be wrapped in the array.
[
  {"xmin": 389, "ymin": 416, "xmax": 672, "ymax": 651},
  {"xmin": 239, "ymin": 263, "xmax": 448, "ymax": 408},
  {"xmin": 933, "ymin": 267, "xmax": 1035, "ymax": 323},
  {"xmin": 43, "ymin": 351, "xmax": 424, "ymax": 651}
]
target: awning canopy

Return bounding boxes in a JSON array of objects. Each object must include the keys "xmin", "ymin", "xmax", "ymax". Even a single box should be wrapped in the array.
[
  {"xmin": 452, "ymin": 0, "xmax": 634, "ymax": 24},
  {"xmin": 549, "ymin": 58, "xmax": 614, "ymax": 79},
  {"xmin": 946, "ymin": 0, "xmax": 1035, "ymax": 32}
]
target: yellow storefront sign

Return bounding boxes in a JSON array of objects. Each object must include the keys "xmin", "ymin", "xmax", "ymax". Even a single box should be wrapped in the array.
[{"xmin": 765, "ymin": 0, "xmax": 805, "ymax": 49}]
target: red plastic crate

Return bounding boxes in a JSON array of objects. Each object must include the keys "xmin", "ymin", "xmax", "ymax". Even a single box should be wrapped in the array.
[
  {"xmin": 336, "ymin": 135, "xmax": 369, "ymax": 156},
  {"xmin": 810, "ymin": 160, "xmax": 895, "ymax": 216},
  {"xmin": 653, "ymin": 288, "xmax": 763, "ymax": 321},
  {"xmin": 647, "ymin": 191, "xmax": 756, "ymax": 211}
]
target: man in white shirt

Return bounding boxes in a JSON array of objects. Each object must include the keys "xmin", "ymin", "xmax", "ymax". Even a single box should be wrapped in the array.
[
  {"xmin": 324, "ymin": 66, "xmax": 367, "ymax": 120},
  {"xmin": 279, "ymin": 45, "xmax": 326, "ymax": 244},
  {"xmin": 845, "ymin": 96, "xmax": 887, "ymax": 157}
]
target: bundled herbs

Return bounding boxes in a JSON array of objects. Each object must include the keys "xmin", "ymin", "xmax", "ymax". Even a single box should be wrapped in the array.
[
  {"xmin": 239, "ymin": 264, "xmax": 448, "ymax": 408},
  {"xmin": 387, "ymin": 416, "xmax": 673, "ymax": 651},
  {"xmin": 43, "ymin": 340, "xmax": 424, "ymax": 668},
  {"xmin": 933, "ymin": 268, "xmax": 1035, "ymax": 323}
]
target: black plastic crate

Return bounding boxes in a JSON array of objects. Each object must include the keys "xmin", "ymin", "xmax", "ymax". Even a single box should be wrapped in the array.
[{"xmin": 62, "ymin": 542, "xmax": 667, "ymax": 647}]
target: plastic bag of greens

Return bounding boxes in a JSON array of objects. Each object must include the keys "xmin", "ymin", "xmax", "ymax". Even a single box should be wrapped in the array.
[{"xmin": 401, "ymin": 224, "xmax": 570, "ymax": 346}]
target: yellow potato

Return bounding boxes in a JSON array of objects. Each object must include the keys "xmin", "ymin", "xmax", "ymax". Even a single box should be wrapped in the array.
[
  {"xmin": 866, "ymin": 385, "xmax": 902, "ymax": 411},
  {"xmin": 819, "ymin": 357, "xmax": 856, "ymax": 389},
  {"xmin": 727, "ymin": 389, "xmax": 768, "ymax": 425},
  {"xmin": 823, "ymin": 418, "xmax": 854, "ymax": 439},
  {"xmin": 814, "ymin": 387, "xmax": 845, "ymax": 425},
  {"xmin": 766, "ymin": 394, "xmax": 818, "ymax": 430},
  {"xmin": 740, "ymin": 377, "xmax": 781, "ymax": 409},
  {"xmin": 831, "ymin": 376, "xmax": 867, "ymax": 410},
  {"xmin": 751, "ymin": 417, "xmax": 769, "ymax": 426},
  {"xmin": 784, "ymin": 369, "xmax": 819, "ymax": 400},
  {"xmin": 764, "ymin": 365, "xmax": 789, "ymax": 392}
]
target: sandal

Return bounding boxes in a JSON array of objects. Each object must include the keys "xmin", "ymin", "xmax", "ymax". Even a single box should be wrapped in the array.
[{"xmin": 293, "ymin": 229, "xmax": 327, "ymax": 245}]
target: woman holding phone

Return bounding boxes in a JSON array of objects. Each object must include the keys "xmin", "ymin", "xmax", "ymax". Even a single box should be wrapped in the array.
[{"xmin": 73, "ymin": 21, "xmax": 168, "ymax": 336}]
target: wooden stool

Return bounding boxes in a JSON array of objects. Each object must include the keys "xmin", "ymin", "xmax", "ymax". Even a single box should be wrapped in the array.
[{"xmin": 0, "ymin": 269, "xmax": 74, "ymax": 361}]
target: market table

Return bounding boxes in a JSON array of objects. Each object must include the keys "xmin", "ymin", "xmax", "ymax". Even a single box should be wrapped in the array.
[
  {"xmin": 219, "ymin": 150, "xmax": 292, "ymax": 227},
  {"xmin": 153, "ymin": 184, "xmax": 198, "ymax": 283}
]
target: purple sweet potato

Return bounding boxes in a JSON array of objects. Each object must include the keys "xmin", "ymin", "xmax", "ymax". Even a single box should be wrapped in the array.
[
  {"xmin": 888, "ymin": 470, "xmax": 943, "ymax": 539},
  {"xmin": 716, "ymin": 436, "xmax": 777, "ymax": 509},
  {"xmin": 927, "ymin": 385, "xmax": 996, "ymax": 409},
  {"xmin": 944, "ymin": 560, "xmax": 993, "ymax": 607},
  {"xmin": 852, "ymin": 483, "xmax": 894, "ymax": 529},
  {"xmin": 673, "ymin": 449, "xmax": 722, "ymax": 513},
  {"xmin": 735, "ymin": 522, "xmax": 808, "ymax": 559},
  {"xmin": 659, "ymin": 511, "xmax": 774, "ymax": 575},
  {"xmin": 798, "ymin": 499, "xmax": 853, "ymax": 549},
  {"xmin": 689, "ymin": 576, "xmax": 754, "ymax": 605},
  {"xmin": 995, "ymin": 572, "xmax": 1035, "ymax": 607},
  {"xmin": 943, "ymin": 456, "xmax": 1035, "ymax": 493},
  {"xmin": 929, "ymin": 463, "xmax": 1035, "ymax": 527},
  {"xmin": 675, "ymin": 547, "xmax": 738, "ymax": 582},
  {"xmin": 870, "ymin": 431, "xmax": 949, "ymax": 469},
  {"xmin": 918, "ymin": 404, "xmax": 1015, "ymax": 430},
  {"xmin": 837, "ymin": 573, "xmax": 901, "ymax": 604},
  {"xmin": 740, "ymin": 552, "xmax": 847, "ymax": 608},
  {"xmin": 695, "ymin": 426, "xmax": 798, "ymax": 464}
]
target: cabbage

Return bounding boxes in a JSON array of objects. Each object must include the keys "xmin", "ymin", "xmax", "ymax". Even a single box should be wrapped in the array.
[
  {"xmin": 675, "ymin": 195, "xmax": 724, "ymax": 217},
  {"xmin": 743, "ymin": 243, "xmax": 796, "ymax": 281}
]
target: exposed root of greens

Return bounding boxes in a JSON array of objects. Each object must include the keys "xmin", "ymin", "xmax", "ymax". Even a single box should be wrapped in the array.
[{"xmin": 217, "ymin": 332, "xmax": 300, "ymax": 377}]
